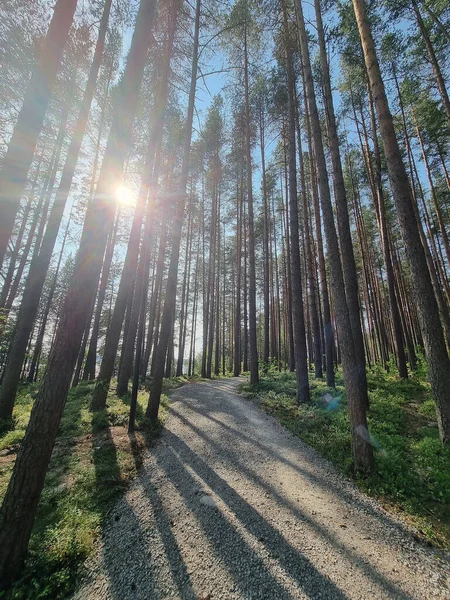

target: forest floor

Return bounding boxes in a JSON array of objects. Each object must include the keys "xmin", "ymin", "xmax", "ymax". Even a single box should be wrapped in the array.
[
  {"xmin": 72, "ymin": 377, "xmax": 450, "ymax": 600},
  {"xmin": 0, "ymin": 378, "xmax": 181, "ymax": 599}
]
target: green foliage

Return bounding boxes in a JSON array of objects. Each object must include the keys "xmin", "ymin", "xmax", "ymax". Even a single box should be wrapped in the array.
[
  {"xmin": 0, "ymin": 380, "xmax": 169, "ymax": 599},
  {"xmin": 242, "ymin": 368, "xmax": 450, "ymax": 548}
]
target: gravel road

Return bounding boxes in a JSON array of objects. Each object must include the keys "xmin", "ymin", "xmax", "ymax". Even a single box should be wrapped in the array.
[{"xmin": 73, "ymin": 378, "xmax": 450, "ymax": 599}]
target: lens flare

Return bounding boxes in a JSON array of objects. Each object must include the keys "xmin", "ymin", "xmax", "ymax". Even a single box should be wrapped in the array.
[{"xmin": 115, "ymin": 184, "xmax": 134, "ymax": 207}]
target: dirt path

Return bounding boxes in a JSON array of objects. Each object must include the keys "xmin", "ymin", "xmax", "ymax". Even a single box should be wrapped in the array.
[{"xmin": 74, "ymin": 378, "xmax": 450, "ymax": 599}]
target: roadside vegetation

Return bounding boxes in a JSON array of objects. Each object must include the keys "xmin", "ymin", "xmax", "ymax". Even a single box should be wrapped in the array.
[
  {"xmin": 0, "ymin": 378, "xmax": 183, "ymax": 599},
  {"xmin": 241, "ymin": 361, "xmax": 450, "ymax": 550}
]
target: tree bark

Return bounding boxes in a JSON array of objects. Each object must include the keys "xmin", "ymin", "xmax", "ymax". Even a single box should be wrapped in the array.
[
  {"xmin": 146, "ymin": 0, "xmax": 200, "ymax": 420},
  {"xmin": 0, "ymin": 0, "xmax": 112, "ymax": 416},
  {"xmin": 0, "ymin": 0, "xmax": 78, "ymax": 268},
  {"xmin": 297, "ymin": 0, "xmax": 373, "ymax": 471},
  {"xmin": 352, "ymin": 0, "xmax": 450, "ymax": 443},
  {"xmin": 314, "ymin": 0, "xmax": 367, "ymax": 392},
  {"xmin": 281, "ymin": 0, "xmax": 310, "ymax": 402},
  {"xmin": 243, "ymin": 22, "xmax": 259, "ymax": 385},
  {"xmin": 412, "ymin": 0, "xmax": 450, "ymax": 122},
  {"xmin": 0, "ymin": 1, "xmax": 157, "ymax": 586}
]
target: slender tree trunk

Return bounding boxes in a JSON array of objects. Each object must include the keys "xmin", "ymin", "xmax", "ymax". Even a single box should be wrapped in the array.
[
  {"xmin": 116, "ymin": 243, "xmax": 143, "ymax": 396},
  {"xmin": 214, "ymin": 197, "xmax": 221, "ymax": 376},
  {"xmin": 176, "ymin": 204, "xmax": 193, "ymax": 376},
  {"xmin": 295, "ymin": 89, "xmax": 322, "ymax": 379},
  {"xmin": 314, "ymin": 0, "xmax": 367, "ymax": 393},
  {"xmin": 352, "ymin": 0, "xmax": 450, "ymax": 443},
  {"xmin": 243, "ymin": 202, "xmax": 249, "ymax": 373},
  {"xmin": 234, "ymin": 176, "xmax": 243, "ymax": 376},
  {"xmin": 297, "ymin": 0, "xmax": 373, "ymax": 471},
  {"xmin": 206, "ymin": 164, "xmax": 218, "ymax": 378},
  {"xmin": 412, "ymin": 0, "xmax": 450, "ymax": 122},
  {"xmin": 0, "ymin": 1, "xmax": 157, "ymax": 586},
  {"xmin": 260, "ymin": 108, "xmax": 270, "ymax": 367},
  {"xmin": 0, "ymin": 0, "xmax": 78, "ymax": 268},
  {"xmin": 282, "ymin": 0, "xmax": 310, "ymax": 402},
  {"xmin": 188, "ymin": 236, "xmax": 201, "ymax": 376},
  {"xmin": 0, "ymin": 1, "xmax": 112, "ymax": 415},
  {"xmin": 146, "ymin": 0, "xmax": 200, "ymax": 420},
  {"xmin": 83, "ymin": 213, "xmax": 119, "ymax": 381},
  {"xmin": 129, "ymin": 230, "xmax": 150, "ymax": 431},
  {"xmin": 306, "ymin": 104, "xmax": 335, "ymax": 387},
  {"xmin": 243, "ymin": 22, "xmax": 259, "ymax": 385},
  {"xmin": 143, "ymin": 221, "xmax": 168, "ymax": 377},
  {"xmin": 367, "ymin": 87, "xmax": 408, "ymax": 376}
]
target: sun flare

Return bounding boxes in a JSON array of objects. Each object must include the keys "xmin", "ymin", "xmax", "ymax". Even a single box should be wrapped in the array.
[{"xmin": 115, "ymin": 184, "xmax": 134, "ymax": 207}]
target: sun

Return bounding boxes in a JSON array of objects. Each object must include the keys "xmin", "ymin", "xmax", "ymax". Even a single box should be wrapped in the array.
[{"xmin": 115, "ymin": 184, "xmax": 135, "ymax": 207}]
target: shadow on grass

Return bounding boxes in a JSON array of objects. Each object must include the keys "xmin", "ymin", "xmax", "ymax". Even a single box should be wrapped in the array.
[{"xmin": 1, "ymin": 382, "xmax": 93, "ymax": 599}]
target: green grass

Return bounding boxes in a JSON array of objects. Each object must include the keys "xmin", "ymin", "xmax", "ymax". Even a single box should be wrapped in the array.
[
  {"xmin": 0, "ymin": 379, "xmax": 170, "ymax": 599},
  {"xmin": 241, "ymin": 367, "xmax": 450, "ymax": 548}
]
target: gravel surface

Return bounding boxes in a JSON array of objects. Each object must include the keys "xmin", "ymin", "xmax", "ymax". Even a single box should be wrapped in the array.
[{"xmin": 73, "ymin": 378, "xmax": 450, "ymax": 599}]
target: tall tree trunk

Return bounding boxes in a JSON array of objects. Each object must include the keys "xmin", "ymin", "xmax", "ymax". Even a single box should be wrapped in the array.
[
  {"xmin": 314, "ymin": 0, "xmax": 367, "ymax": 393},
  {"xmin": 234, "ymin": 176, "xmax": 243, "ymax": 376},
  {"xmin": 260, "ymin": 106, "xmax": 270, "ymax": 367},
  {"xmin": 281, "ymin": 156, "xmax": 295, "ymax": 372},
  {"xmin": 214, "ymin": 198, "xmax": 221, "ymax": 376},
  {"xmin": 305, "ymin": 102, "xmax": 335, "ymax": 387},
  {"xmin": 129, "ymin": 228, "xmax": 150, "ymax": 432},
  {"xmin": 116, "ymin": 244, "xmax": 143, "ymax": 396},
  {"xmin": 0, "ymin": 0, "xmax": 112, "ymax": 417},
  {"xmin": 297, "ymin": 0, "xmax": 373, "ymax": 471},
  {"xmin": 176, "ymin": 204, "xmax": 193, "ymax": 376},
  {"xmin": 146, "ymin": 0, "xmax": 200, "ymax": 420},
  {"xmin": 366, "ymin": 86, "xmax": 408, "ymax": 377},
  {"xmin": 188, "ymin": 236, "xmax": 201, "ymax": 376},
  {"xmin": 143, "ymin": 220, "xmax": 169, "ymax": 377},
  {"xmin": 206, "ymin": 163, "xmax": 218, "ymax": 379},
  {"xmin": 352, "ymin": 0, "xmax": 450, "ymax": 443},
  {"xmin": 0, "ymin": 1, "xmax": 157, "ymax": 585},
  {"xmin": 243, "ymin": 201, "xmax": 249, "ymax": 372},
  {"xmin": 412, "ymin": 0, "xmax": 450, "ymax": 122},
  {"xmin": 295, "ymin": 88, "xmax": 322, "ymax": 379},
  {"xmin": 282, "ymin": 0, "xmax": 310, "ymax": 402},
  {"xmin": 83, "ymin": 212, "xmax": 119, "ymax": 381},
  {"xmin": 243, "ymin": 22, "xmax": 259, "ymax": 385},
  {"xmin": 201, "ymin": 173, "xmax": 209, "ymax": 378},
  {"xmin": 0, "ymin": 0, "xmax": 78, "ymax": 268}
]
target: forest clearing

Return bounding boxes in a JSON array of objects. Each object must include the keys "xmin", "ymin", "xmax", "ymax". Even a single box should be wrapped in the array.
[{"xmin": 1, "ymin": 0, "xmax": 450, "ymax": 597}]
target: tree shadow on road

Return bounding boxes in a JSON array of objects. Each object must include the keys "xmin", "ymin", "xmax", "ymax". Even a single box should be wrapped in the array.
[
  {"xmin": 158, "ymin": 426, "xmax": 348, "ymax": 599},
  {"xmin": 168, "ymin": 403, "xmax": 415, "ymax": 600}
]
